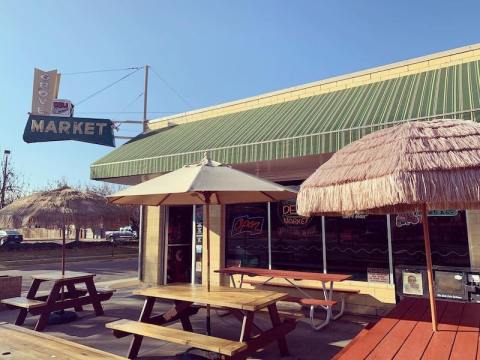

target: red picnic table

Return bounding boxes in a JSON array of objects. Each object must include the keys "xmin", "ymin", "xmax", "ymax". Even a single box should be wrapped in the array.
[
  {"xmin": 333, "ymin": 297, "xmax": 480, "ymax": 360},
  {"xmin": 216, "ymin": 266, "xmax": 355, "ymax": 330}
]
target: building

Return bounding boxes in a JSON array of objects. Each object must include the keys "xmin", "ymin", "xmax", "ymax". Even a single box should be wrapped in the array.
[{"xmin": 91, "ymin": 44, "xmax": 480, "ymax": 315}]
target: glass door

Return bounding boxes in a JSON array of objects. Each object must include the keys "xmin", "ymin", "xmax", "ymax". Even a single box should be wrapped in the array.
[{"xmin": 165, "ymin": 206, "xmax": 193, "ymax": 283}]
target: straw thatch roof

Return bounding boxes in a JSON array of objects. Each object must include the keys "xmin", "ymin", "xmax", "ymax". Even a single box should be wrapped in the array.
[
  {"xmin": 0, "ymin": 186, "xmax": 133, "ymax": 229},
  {"xmin": 297, "ymin": 119, "xmax": 480, "ymax": 216}
]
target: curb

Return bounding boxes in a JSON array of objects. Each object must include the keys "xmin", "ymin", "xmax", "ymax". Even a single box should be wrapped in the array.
[{"xmin": 0, "ymin": 254, "xmax": 137, "ymax": 269}]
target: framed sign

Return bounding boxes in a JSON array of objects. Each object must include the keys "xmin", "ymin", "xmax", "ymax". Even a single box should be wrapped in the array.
[{"xmin": 402, "ymin": 270, "xmax": 424, "ymax": 296}]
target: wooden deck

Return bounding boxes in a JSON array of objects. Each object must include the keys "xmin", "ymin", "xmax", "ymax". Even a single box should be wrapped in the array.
[{"xmin": 333, "ymin": 298, "xmax": 480, "ymax": 360}]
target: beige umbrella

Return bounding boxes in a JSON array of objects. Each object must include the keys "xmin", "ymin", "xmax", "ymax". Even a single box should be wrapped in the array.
[
  {"xmin": 0, "ymin": 186, "xmax": 133, "ymax": 274},
  {"xmin": 108, "ymin": 153, "xmax": 296, "ymax": 333},
  {"xmin": 297, "ymin": 119, "xmax": 480, "ymax": 332}
]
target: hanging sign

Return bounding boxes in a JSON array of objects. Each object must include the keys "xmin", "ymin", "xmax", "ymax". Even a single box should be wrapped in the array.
[
  {"xmin": 23, "ymin": 114, "xmax": 115, "ymax": 147},
  {"xmin": 31, "ymin": 68, "xmax": 60, "ymax": 115}
]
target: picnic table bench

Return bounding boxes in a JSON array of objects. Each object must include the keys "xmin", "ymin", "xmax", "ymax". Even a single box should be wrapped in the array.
[
  {"xmin": 333, "ymin": 297, "xmax": 480, "ymax": 360},
  {"xmin": 0, "ymin": 321, "xmax": 126, "ymax": 359},
  {"xmin": 216, "ymin": 266, "xmax": 357, "ymax": 330},
  {"xmin": 1, "ymin": 271, "xmax": 114, "ymax": 331},
  {"xmin": 106, "ymin": 284, "xmax": 296, "ymax": 359}
]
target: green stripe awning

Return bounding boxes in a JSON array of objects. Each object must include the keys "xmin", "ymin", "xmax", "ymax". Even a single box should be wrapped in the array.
[{"xmin": 91, "ymin": 60, "xmax": 480, "ymax": 180}]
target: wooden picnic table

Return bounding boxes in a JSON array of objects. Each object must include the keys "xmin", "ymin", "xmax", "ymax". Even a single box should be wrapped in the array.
[
  {"xmin": 0, "ymin": 322, "xmax": 126, "ymax": 359},
  {"xmin": 1, "ymin": 271, "xmax": 114, "ymax": 331},
  {"xmin": 106, "ymin": 284, "xmax": 296, "ymax": 359},
  {"xmin": 333, "ymin": 297, "xmax": 480, "ymax": 360},
  {"xmin": 216, "ymin": 266, "xmax": 353, "ymax": 330}
]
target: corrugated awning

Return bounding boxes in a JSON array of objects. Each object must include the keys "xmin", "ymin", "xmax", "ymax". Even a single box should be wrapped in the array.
[{"xmin": 91, "ymin": 60, "xmax": 480, "ymax": 180}]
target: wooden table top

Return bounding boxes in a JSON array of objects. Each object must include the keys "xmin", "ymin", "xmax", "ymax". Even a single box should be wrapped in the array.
[
  {"xmin": 333, "ymin": 297, "xmax": 480, "ymax": 360},
  {"xmin": 134, "ymin": 284, "xmax": 288, "ymax": 312},
  {"xmin": 0, "ymin": 322, "xmax": 126, "ymax": 359},
  {"xmin": 216, "ymin": 266, "xmax": 352, "ymax": 282},
  {"xmin": 32, "ymin": 271, "xmax": 95, "ymax": 281}
]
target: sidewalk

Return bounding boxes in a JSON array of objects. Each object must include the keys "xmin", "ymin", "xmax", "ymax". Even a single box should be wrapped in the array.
[{"xmin": 0, "ymin": 284, "xmax": 370, "ymax": 359}]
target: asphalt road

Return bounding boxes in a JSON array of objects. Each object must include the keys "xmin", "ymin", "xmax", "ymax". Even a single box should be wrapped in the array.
[
  {"xmin": 22, "ymin": 238, "xmax": 108, "ymax": 245},
  {"xmin": 0, "ymin": 257, "xmax": 138, "ymax": 291}
]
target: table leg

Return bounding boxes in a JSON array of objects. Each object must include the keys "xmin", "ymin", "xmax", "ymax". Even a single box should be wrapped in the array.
[
  {"xmin": 34, "ymin": 282, "xmax": 62, "ymax": 331},
  {"xmin": 176, "ymin": 300, "xmax": 193, "ymax": 332},
  {"xmin": 128, "ymin": 296, "xmax": 156, "ymax": 359},
  {"xmin": 267, "ymin": 303, "xmax": 289, "ymax": 356},
  {"xmin": 15, "ymin": 279, "xmax": 42, "ymax": 326},
  {"xmin": 230, "ymin": 309, "xmax": 263, "ymax": 335},
  {"xmin": 84, "ymin": 277, "xmax": 104, "ymax": 316},
  {"xmin": 66, "ymin": 283, "xmax": 83, "ymax": 312},
  {"xmin": 239, "ymin": 312, "xmax": 255, "ymax": 342}
]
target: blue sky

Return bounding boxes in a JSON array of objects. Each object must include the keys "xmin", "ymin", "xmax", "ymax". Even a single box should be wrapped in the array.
[{"xmin": 1, "ymin": 0, "xmax": 479, "ymax": 189}]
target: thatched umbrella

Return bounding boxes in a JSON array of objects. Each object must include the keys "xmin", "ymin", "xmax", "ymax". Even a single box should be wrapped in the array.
[
  {"xmin": 297, "ymin": 119, "xmax": 480, "ymax": 332},
  {"xmin": 0, "ymin": 186, "xmax": 132, "ymax": 274}
]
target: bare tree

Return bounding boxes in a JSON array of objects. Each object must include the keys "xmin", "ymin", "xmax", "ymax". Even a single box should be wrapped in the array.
[{"xmin": 0, "ymin": 152, "xmax": 29, "ymax": 209}]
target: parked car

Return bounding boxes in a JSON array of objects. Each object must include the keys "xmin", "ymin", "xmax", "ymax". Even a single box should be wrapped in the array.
[
  {"xmin": 0, "ymin": 230, "xmax": 23, "ymax": 246},
  {"xmin": 105, "ymin": 226, "xmax": 138, "ymax": 243}
]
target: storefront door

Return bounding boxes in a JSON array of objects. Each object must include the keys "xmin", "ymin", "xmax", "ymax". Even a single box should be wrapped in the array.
[{"xmin": 165, "ymin": 205, "xmax": 203, "ymax": 284}]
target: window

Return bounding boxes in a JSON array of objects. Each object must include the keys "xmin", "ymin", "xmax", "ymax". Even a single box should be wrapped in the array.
[
  {"xmin": 392, "ymin": 210, "xmax": 470, "ymax": 268},
  {"xmin": 325, "ymin": 215, "xmax": 389, "ymax": 281},
  {"xmin": 270, "ymin": 200, "xmax": 323, "ymax": 272},
  {"xmin": 225, "ymin": 203, "xmax": 268, "ymax": 268}
]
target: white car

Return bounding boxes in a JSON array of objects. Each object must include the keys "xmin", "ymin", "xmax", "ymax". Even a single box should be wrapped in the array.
[{"xmin": 105, "ymin": 227, "xmax": 138, "ymax": 243}]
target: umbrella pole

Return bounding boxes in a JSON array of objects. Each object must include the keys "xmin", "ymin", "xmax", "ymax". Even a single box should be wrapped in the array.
[
  {"xmin": 205, "ymin": 194, "xmax": 211, "ymax": 335},
  {"xmin": 422, "ymin": 204, "xmax": 437, "ymax": 332},
  {"xmin": 62, "ymin": 225, "xmax": 66, "ymax": 276}
]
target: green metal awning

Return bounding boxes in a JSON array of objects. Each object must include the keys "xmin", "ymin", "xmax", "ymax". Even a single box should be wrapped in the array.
[{"xmin": 91, "ymin": 60, "xmax": 480, "ymax": 180}]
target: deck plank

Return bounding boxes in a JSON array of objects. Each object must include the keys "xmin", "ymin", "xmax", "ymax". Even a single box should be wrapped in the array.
[
  {"xmin": 394, "ymin": 300, "xmax": 448, "ymax": 360},
  {"xmin": 421, "ymin": 301, "xmax": 464, "ymax": 360},
  {"xmin": 366, "ymin": 298, "xmax": 429, "ymax": 360},
  {"xmin": 334, "ymin": 297, "xmax": 417, "ymax": 359},
  {"xmin": 450, "ymin": 303, "xmax": 480, "ymax": 360},
  {"xmin": 477, "ymin": 334, "xmax": 480, "ymax": 360},
  {"xmin": 450, "ymin": 332, "xmax": 478, "ymax": 360}
]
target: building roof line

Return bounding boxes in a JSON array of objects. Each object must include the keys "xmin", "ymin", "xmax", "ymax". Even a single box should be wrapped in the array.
[{"xmin": 148, "ymin": 43, "xmax": 480, "ymax": 125}]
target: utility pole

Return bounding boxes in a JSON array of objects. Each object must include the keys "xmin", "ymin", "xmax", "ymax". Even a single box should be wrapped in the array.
[
  {"xmin": 143, "ymin": 65, "xmax": 149, "ymax": 132},
  {"xmin": 138, "ymin": 64, "xmax": 149, "ymax": 281},
  {"xmin": 0, "ymin": 150, "xmax": 11, "ymax": 209}
]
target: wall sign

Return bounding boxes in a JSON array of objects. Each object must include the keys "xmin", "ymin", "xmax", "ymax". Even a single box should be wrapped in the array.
[
  {"xmin": 231, "ymin": 215, "xmax": 264, "ymax": 237},
  {"xmin": 277, "ymin": 199, "xmax": 311, "ymax": 227},
  {"xmin": 367, "ymin": 267, "xmax": 390, "ymax": 283},
  {"xmin": 23, "ymin": 114, "xmax": 115, "ymax": 147},
  {"xmin": 395, "ymin": 210, "xmax": 459, "ymax": 227}
]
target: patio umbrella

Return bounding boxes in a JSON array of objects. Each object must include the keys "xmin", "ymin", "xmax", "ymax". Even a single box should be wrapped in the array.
[
  {"xmin": 296, "ymin": 118, "xmax": 480, "ymax": 331},
  {"xmin": 107, "ymin": 152, "xmax": 296, "ymax": 333},
  {"xmin": 0, "ymin": 186, "xmax": 132, "ymax": 275}
]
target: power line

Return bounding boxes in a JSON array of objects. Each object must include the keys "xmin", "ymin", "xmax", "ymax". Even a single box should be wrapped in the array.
[
  {"xmin": 62, "ymin": 66, "xmax": 142, "ymax": 75},
  {"xmin": 75, "ymin": 68, "xmax": 142, "ymax": 106},
  {"xmin": 120, "ymin": 92, "xmax": 144, "ymax": 112},
  {"xmin": 75, "ymin": 111, "xmax": 178, "ymax": 114},
  {"xmin": 150, "ymin": 67, "xmax": 193, "ymax": 108}
]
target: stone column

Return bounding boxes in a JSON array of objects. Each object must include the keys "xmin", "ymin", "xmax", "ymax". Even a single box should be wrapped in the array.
[
  {"xmin": 202, "ymin": 204, "xmax": 226, "ymax": 287},
  {"xmin": 141, "ymin": 206, "xmax": 165, "ymax": 285}
]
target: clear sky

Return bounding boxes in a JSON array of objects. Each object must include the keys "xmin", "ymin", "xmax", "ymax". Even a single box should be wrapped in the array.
[{"xmin": 1, "ymin": 0, "xmax": 479, "ymax": 189}]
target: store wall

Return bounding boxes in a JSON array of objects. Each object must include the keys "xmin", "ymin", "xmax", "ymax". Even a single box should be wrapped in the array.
[
  {"xmin": 467, "ymin": 210, "xmax": 480, "ymax": 268},
  {"xmin": 142, "ymin": 204, "xmax": 474, "ymax": 315}
]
